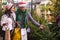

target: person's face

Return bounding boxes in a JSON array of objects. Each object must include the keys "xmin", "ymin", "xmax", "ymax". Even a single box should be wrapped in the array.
[
  {"xmin": 10, "ymin": 6, "xmax": 15, "ymax": 13},
  {"xmin": 19, "ymin": 6, "xmax": 26, "ymax": 11}
]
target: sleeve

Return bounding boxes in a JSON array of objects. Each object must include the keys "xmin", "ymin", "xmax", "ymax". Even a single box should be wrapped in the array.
[
  {"xmin": 12, "ymin": 12, "xmax": 16, "ymax": 22},
  {"xmin": 14, "ymin": 13, "xmax": 16, "ymax": 21},
  {"xmin": 28, "ymin": 12, "xmax": 40, "ymax": 27},
  {"xmin": 1, "ymin": 15, "xmax": 7, "ymax": 26},
  {"xmin": 14, "ymin": 13, "xmax": 16, "ymax": 23}
]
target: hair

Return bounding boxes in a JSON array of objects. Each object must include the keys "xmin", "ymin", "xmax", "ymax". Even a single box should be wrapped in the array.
[{"xmin": 4, "ymin": 5, "xmax": 14, "ymax": 17}]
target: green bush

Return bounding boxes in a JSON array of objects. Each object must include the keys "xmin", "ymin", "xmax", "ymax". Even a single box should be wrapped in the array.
[{"xmin": 27, "ymin": 10, "xmax": 58, "ymax": 40}]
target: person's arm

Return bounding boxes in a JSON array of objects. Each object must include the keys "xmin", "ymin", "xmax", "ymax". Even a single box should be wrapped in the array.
[
  {"xmin": 1, "ymin": 15, "xmax": 8, "ymax": 26},
  {"xmin": 13, "ymin": 12, "xmax": 16, "ymax": 22},
  {"xmin": 27, "ymin": 12, "xmax": 40, "ymax": 27},
  {"xmin": 28, "ymin": 12, "xmax": 44, "ymax": 30}
]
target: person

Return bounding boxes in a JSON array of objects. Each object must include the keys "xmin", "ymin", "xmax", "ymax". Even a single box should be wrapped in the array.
[
  {"xmin": 56, "ymin": 15, "xmax": 60, "ymax": 31},
  {"xmin": 16, "ymin": 1, "xmax": 44, "ymax": 40},
  {"xmin": 56, "ymin": 15, "xmax": 60, "ymax": 40},
  {"xmin": 1, "ymin": 3, "xmax": 16, "ymax": 40}
]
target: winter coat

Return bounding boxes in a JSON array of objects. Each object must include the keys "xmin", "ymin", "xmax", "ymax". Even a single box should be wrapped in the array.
[
  {"xmin": 16, "ymin": 9, "xmax": 40, "ymax": 28},
  {"xmin": 1, "ymin": 12, "xmax": 16, "ymax": 31}
]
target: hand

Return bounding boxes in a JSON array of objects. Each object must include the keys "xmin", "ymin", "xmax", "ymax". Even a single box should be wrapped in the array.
[
  {"xmin": 16, "ymin": 22, "xmax": 20, "ymax": 26},
  {"xmin": 3, "ymin": 23, "xmax": 8, "ymax": 26},
  {"xmin": 39, "ymin": 25, "xmax": 45, "ymax": 30},
  {"xmin": 6, "ymin": 23, "xmax": 8, "ymax": 26},
  {"xmin": 16, "ymin": 22, "xmax": 20, "ymax": 24}
]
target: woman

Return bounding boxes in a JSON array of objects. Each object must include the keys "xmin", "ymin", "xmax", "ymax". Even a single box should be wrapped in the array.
[{"xmin": 1, "ymin": 3, "xmax": 16, "ymax": 40}]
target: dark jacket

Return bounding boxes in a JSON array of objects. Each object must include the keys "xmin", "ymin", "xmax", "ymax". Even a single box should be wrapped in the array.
[{"xmin": 57, "ymin": 15, "xmax": 60, "ymax": 27}]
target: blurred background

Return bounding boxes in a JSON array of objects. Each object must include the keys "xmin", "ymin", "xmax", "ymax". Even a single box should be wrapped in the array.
[{"xmin": 0, "ymin": 0, "xmax": 60, "ymax": 40}]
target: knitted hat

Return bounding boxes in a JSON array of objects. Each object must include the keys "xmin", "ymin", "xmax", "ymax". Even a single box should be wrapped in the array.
[
  {"xmin": 6, "ymin": 3, "xmax": 13, "ymax": 10},
  {"xmin": 18, "ymin": 1, "xmax": 26, "ymax": 7}
]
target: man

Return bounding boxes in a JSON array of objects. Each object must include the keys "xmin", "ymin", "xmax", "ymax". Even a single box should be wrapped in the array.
[{"xmin": 16, "ymin": 1, "xmax": 44, "ymax": 40}]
